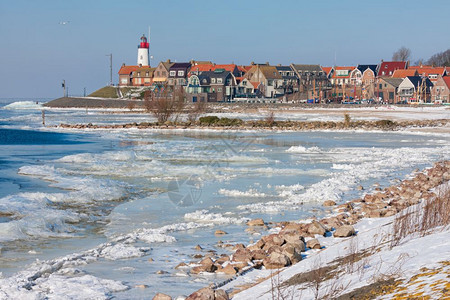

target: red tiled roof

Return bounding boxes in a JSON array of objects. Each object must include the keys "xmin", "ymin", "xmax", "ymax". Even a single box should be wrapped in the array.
[
  {"xmin": 214, "ymin": 64, "xmax": 238, "ymax": 72},
  {"xmin": 409, "ymin": 65, "xmax": 433, "ymax": 69},
  {"xmin": 331, "ymin": 66, "xmax": 356, "ymax": 78},
  {"xmin": 118, "ymin": 65, "xmax": 140, "ymax": 75},
  {"xmin": 391, "ymin": 69, "xmax": 418, "ymax": 78},
  {"xmin": 378, "ymin": 61, "xmax": 407, "ymax": 77},
  {"xmin": 250, "ymin": 82, "xmax": 260, "ymax": 89},
  {"xmin": 442, "ymin": 76, "xmax": 450, "ymax": 89},
  {"xmin": 414, "ymin": 67, "xmax": 446, "ymax": 78},
  {"xmin": 321, "ymin": 67, "xmax": 333, "ymax": 76},
  {"xmin": 189, "ymin": 64, "xmax": 215, "ymax": 74}
]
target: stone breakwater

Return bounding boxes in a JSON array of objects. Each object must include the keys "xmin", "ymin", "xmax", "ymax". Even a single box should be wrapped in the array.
[
  {"xmin": 55, "ymin": 118, "xmax": 449, "ymax": 131},
  {"xmin": 153, "ymin": 161, "xmax": 450, "ymax": 300}
]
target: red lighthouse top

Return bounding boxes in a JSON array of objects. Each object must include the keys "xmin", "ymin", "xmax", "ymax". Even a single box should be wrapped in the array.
[{"xmin": 139, "ymin": 34, "xmax": 149, "ymax": 49}]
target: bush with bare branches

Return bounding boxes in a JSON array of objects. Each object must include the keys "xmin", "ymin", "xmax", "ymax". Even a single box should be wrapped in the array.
[
  {"xmin": 146, "ymin": 85, "xmax": 186, "ymax": 123},
  {"xmin": 187, "ymin": 101, "xmax": 207, "ymax": 123}
]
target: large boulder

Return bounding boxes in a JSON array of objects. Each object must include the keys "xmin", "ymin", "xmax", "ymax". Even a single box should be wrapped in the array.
[
  {"xmin": 263, "ymin": 251, "xmax": 291, "ymax": 269},
  {"xmin": 186, "ymin": 287, "xmax": 229, "ymax": 300},
  {"xmin": 334, "ymin": 225, "xmax": 356, "ymax": 237},
  {"xmin": 306, "ymin": 238, "xmax": 321, "ymax": 249},
  {"xmin": 281, "ymin": 243, "xmax": 302, "ymax": 264},
  {"xmin": 307, "ymin": 221, "xmax": 327, "ymax": 236},
  {"xmin": 232, "ymin": 248, "xmax": 252, "ymax": 263}
]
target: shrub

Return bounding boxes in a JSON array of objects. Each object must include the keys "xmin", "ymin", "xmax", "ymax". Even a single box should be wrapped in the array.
[
  {"xmin": 199, "ymin": 116, "xmax": 220, "ymax": 125},
  {"xmin": 216, "ymin": 117, "xmax": 243, "ymax": 126},
  {"xmin": 375, "ymin": 120, "xmax": 396, "ymax": 128}
]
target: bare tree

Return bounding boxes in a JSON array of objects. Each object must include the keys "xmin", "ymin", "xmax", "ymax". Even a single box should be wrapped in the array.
[
  {"xmin": 427, "ymin": 49, "xmax": 450, "ymax": 66},
  {"xmin": 148, "ymin": 84, "xmax": 186, "ymax": 124},
  {"xmin": 392, "ymin": 47, "xmax": 411, "ymax": 61}
]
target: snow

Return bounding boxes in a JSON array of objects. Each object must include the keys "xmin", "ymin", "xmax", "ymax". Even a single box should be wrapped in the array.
[{"xmin": 228, "ymin": 215, "xmax": 450, "ymax": 299}]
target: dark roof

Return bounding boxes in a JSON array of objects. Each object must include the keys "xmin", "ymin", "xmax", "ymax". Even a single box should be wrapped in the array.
[
  {"xmin": 406, "ymin": 76, "xmax": 434, "ymax": 87},
  {"xmin": 275, "ymin": 66, "xmax": 293, "ymax": 72},
  {"xmin": 382, "ymin": 78, "xmax": 403, "ymax": 88},
  {"xmin": 170, "ymin": 62, "xmax": 191, "ymax": 70},
  {"xmin": 291, "ymin": 64, "xmax": 323, "ymax": 73},
  {"xmin": 199, "ymin": 70, "xmax": 232, "ymax": 80},
  {"xmin": 357, "ymin": 64, "xmax": 378, "ymax": 76}
]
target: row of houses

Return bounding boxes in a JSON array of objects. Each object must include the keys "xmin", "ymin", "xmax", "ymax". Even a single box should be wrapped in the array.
[{"xmin": 118, "ymin": 60, "xmax": 450, "ymax": 104}]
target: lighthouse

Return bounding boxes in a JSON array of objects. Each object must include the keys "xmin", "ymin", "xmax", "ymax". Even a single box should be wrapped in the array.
[{"xmin": 137, "ymin": 34, "xmax": 150, "ymax": 66}]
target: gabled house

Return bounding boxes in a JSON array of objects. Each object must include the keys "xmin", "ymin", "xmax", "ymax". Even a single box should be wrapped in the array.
[
  {"xmin": 153, "ymin": 60, "xmax": 175, "ymax": 84},
  {"xmin": 321, "ymin": 67, "xmax": 334, "ymax": 79},
  {"xmin": 244, "ymin": 64, "xmax": 283, "ymax": 98},
  {"xmin": 376, "ymin": 77, "xmax": 403, "ymax": 103},
  {"xmin": 398, "ymin": 76, "xmax": 434, "ymax": 104},
  {"xmin": 118, "ymin": 64, "xmax": 140, "ymax": 86},
  {"xmin": 330, "ymin": 66, "xmax": 356, "ymax": 86},
  {"xmin": 377, "ymin": 61, "xmax": 408, "ymax": 78},
  {"xmin": 357, "ymin": 65, "xmax": 377, "ymax": 85},
  {"xmin": 186, "ymin": 70, "xmax": 235, "ymax": 102},
  {"xmin": 168, "ymin": 62, "xmax": 191, "ymax": 86},
  {"xmin": 236, "ymin": 78, "xmax": 261, "ymax": 97},
  {"xmin": 431, "ymin": 76, "xmax": 450, "ymax": 103},
  {"xmin": 132, "ymin": 66, "xmax": 156, "ymax": 86}
]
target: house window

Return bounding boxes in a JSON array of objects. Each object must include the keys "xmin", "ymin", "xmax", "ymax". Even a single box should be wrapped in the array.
[
  {"xmin": 211, "ymin": 78, "xmax": 216, "ymax": 83},
  {"xmin": 218, "ymin": 88, "xmax": 222, "ymax": 92},
  {"xmin": 379, "ymin": 84, "xmax": 383, "ymax": 89},
  {"xmin": 178, "ymin": 70, "xmax": 184, "ymax": 77},
  {"xmin": 169, "ymin": 71, "xmax": 176, "ymax": 76},
  {"xmin": 217, "ymin": 78, "xmax": 223, "ymax": 83},
  {"xmin": 156, "ymin": 71, "xmax": 160, "ymax": 76},
  {"xmin": 146, "ymin": 72, "xmax": 149, "ymax": 76},
  {"xmin": 137, "ymin": 72, "xmax": 141, "ymax": 77},
  {"xmin": 162, "ymin": 71, "xmax": 166, "ymax": 76}
]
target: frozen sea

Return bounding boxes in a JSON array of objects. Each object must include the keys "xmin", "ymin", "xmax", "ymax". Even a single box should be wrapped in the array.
[{"xmin": 0, "ymin": 99, "xmax": 449, "ymax": 299}]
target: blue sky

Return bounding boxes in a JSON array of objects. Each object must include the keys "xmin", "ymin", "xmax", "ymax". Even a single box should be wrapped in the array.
[{"xmin": 1, "ymin": 0, "xmax": 449, "ymax": 98}]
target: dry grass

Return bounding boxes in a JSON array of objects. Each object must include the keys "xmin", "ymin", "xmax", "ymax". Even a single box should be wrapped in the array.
[{"xmin": 390, "ymin": 184, "xmax": 450, "ymax": 248}]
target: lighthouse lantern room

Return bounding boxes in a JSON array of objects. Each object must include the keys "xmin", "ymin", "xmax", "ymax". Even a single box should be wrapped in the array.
[{"xmin": 137, "ymin": 34, "xmax": 150, "ymax": 66}]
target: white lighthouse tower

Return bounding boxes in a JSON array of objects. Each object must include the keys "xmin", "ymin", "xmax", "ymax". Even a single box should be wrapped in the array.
[{"xmin": 137, "ymin": 34, "xmax": 150, "ymax": 66}]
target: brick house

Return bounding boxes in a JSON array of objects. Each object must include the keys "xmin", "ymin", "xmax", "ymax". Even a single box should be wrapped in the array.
[
  {"xmin": 118, "ymin": 64, "xmax": 140, "ymax": 86},
  {"xmin": 431, "ymin": 76, "xmax": 450, "ymax": 103},
  {"xmin": 375, "ymin": 77, "xmax": 403, "ymax": 103},
  {"xmin": 132, "ymin": 66, "xmax": 156, "ymax": 86},
  {"xmin": 153, "ymin": 60, "xmax": 175, "ymax": 84}
]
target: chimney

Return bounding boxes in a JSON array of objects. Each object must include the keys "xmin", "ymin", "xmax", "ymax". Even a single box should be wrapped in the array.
[
  {"xmin": 166, "ymin": 59, "xmax": 171, "ymax": 63},
  {"xmin": 122, "ymin": 63, "xmax": 125, "ymax": 67},
  {"xmin": 251, "ymin": 61, "xmax": 255, "ymax": 65},
  {"xmin": 265, "ymin": 62, "xmax": 269, "ymax": 65}
]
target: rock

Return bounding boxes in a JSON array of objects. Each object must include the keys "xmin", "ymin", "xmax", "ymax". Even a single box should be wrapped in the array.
[
  {"xmin": 334, "ymin": 225, "xmax": 356, "ymax": 237},
  {"xmin": 186, "ymin": 287, "xmax": 215, "ymax": 300},
  {"xmin": 263, "ymin": 251, "xmax": 291, "ymax": 269},
  {"xmin": 214, "ymin": 230, "xmax": 227, "ymax": 236},
  {"xmin": 156, "ymin": 270, "xmax": 168, "ymax": 275},
  {"xmin": 307, "ymin": 221, "xmax": 327, "ymax": 236},
  {"xmin": 217, "ymin": 264, "xmax": 237, "ymax": 275},
  {"xmin": 200, "ymin": 257, "xmax": 216, "ymax": 272},
  {"xmin": 214, "ymin": 289, "xmax": 229, "ymax": 300},
  {"xmin": 357, "ymin": 185, "xmax": 364, "ymax": 190},
  {"xmin": 153, "ymin": 293, "xmax": 172, "ymax": 300},
  {"xmin": 215, "ymin": 255, "xmax": 230, "ymax": 264},
  {"xmin": 246, "ymin": 218, "xmax": 265, "ymax": 226},
  {"xmin": 250, "ymin": 249, "xmax": 267, "ymax": 260},
  {"xmin": 323, "ymin": 200, "xmax": 336, "ymax": 206},
  {"xmin": 194, "ymin": 245, "xmax": 203, "ymax": 251},
  {"xmin": 175, "ymin": 262, "xmax": 188, "ymax": 269},
  {"xmin": 367, "ymin": 209, "xmax": 381, "ymax": 218},
  {"xmin": 306, "ymin": 238, "xmax": 321, "ymax": 249},
  {"xmin": 135, "ymin": 284, "xmax": 149, "ymax": 289},
  {"xmin": 232, "ymin": 248, "xmax": 252, "ymax": 263},
  {"xmin": 232, "ymin": 244, "xmax": 245, "ymax": 251},
  {"xmin": 281, "ymin": 244, "xmax": 302, "ymax": 264},
  {"xmin": 148, "ymin": 258, "xmax": 154, "ymax": 262},
  {"xmin": 193, "ymin": 254, "xmax": 204, "ymax": 259}
]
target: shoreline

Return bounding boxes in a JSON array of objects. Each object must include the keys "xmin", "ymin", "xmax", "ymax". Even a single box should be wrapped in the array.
[
  {"xmin": 173, "ymin": 160, "xmax": 450, "ymax": 299},
  {"xmin": 52, "ymin": 118, "xmax": 450, "ymax": 134}
]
